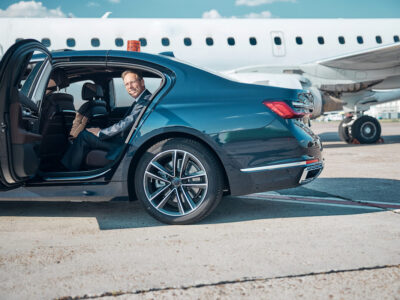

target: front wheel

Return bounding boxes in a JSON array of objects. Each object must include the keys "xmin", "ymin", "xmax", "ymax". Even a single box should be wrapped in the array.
[
  {"xmin": 338, "ymin": 117, "xmax": 353, "ymax": 143},
  {"xmin": 134, "ymin": 138, "xmax": 224, "ymax": 225}
]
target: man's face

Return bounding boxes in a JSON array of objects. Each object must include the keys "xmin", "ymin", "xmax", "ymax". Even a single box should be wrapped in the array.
[{"xmin": 123, "ymin": 73, "xmax": 145, "ymax": 99}]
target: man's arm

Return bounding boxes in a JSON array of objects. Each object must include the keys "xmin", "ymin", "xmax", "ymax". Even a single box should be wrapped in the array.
[{"xmin": 97, "ymin": 99, "xmax": 148, "ymax": 139}]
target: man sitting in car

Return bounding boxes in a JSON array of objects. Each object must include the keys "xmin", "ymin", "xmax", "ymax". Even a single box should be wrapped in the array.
[{"xmin": 61, "ymin": 70, "xmax": 152, "ymax": 171}]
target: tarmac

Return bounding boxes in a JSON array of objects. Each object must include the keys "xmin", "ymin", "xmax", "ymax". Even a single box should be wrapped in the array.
[{"xmin": 0, "ymin": 121, "xmax": 399, "ymax": 299}]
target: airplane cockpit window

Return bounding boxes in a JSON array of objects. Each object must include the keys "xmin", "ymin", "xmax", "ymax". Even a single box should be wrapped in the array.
[
  {"xmin": 227, "ymin": 37, "xmax": 235, "ymax": 46},
  {"xmin": 296, "ymin": 36, "xmax": 303, "ymax": 45},
  {"xmin": 249, "ymin": 37, "xmax": 257, "ymax": 46},
  {"xmin": 91, "ymin": 38, "xmax": 100, "ymax": 47},
  {"xmin": 184, "ymin": 38, "xmax": 192, "ymax": 46},
  {"xmin": 162, "ymin": 38, "xmax": 170, "ymax": 46},
  {"xmin": 67, "ymin": 38, "xmax": 76, "ymax": 47},
  {"xmin": 338, "ymin": 36, "xmax": 345, "ymax": 44},
  {"xmin": 394, "ymin": 35, "xmax": 400, "ymax": 43},
  {"xmin": 115, "ymin": 38, "xmax": 124, "ymax": 47},
  {"xmin": 16, "ymin": 38, "xmax": 23, "ymax": 43},
  {"xmin": 206, "ymin": 37, "xmax": 214, "ymax": 46},
  {"xmin": 41, "ymin": 38, "xmax": 51, "ymax": 47},
  {"xmin": 317, "ymin": 36, "xmax": 325, "ymax": 45},
  {"xmin": 139, "ymin": 38, "xmax": 147, "ymax": 47},
  {"xmin": 376, "ymin": 36, "xmax": 382, "ymax": 44},
  {"xmin": 357, "ymin": 36, "xmax": 364, "ymax": 44},
  {"xmin": 274, "ymin": 37, "xmax": 282, "ymax": 46}
]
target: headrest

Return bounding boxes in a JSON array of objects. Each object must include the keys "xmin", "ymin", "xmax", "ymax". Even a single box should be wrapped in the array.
[
  {"xmin": 50, "ymin": 68, "xmax": 69, "ymax": 89},
  {"xmin": 82, "ymin": 83, "xmax": 104, "ymax": 101},
  {"xmin": 45, "ymin": 93, "xmax": 75, "ymax": 111}
]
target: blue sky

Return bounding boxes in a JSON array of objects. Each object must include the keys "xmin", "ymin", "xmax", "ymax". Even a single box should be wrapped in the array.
[{"xmin": 0, "ymin": 0, "xmax": 399, "ymax": 18}]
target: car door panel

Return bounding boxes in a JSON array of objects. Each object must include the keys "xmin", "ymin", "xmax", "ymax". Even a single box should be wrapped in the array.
[{"xmin": 0, "ymin": 39, "xmax": 51, "ymax": 189}]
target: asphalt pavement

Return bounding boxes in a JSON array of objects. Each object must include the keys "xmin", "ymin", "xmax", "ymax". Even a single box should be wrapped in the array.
[{"xmin": 0, "ymin": 121, "xmax": 399, "ymax": 299}]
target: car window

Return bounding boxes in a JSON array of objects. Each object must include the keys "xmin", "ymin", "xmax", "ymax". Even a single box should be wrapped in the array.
[
  {"xmin": 113, "ymin": 77, "xmax": 162, "ymax": 108},
  {"xmin": 19, "ymin": 51, "xmax": 52, "ymax": 105},
  {"xmin": 20, "ymin": 61, "xmax": 43, "ymax": 96},
  {"xmin": 63, "ymin": 80, "xmax": 95, "ymax": 111}
]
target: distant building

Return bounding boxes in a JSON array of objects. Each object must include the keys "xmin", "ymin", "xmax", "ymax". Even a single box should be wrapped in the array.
[{"xmin": 367, "ymin": 100, "xmax": 400, "ymax": 119}]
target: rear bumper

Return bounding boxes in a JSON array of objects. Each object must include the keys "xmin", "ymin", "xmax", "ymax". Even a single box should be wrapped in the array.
[{"xmin": 230, "ymin": 159, "xmax": 324, "ymax": 196}]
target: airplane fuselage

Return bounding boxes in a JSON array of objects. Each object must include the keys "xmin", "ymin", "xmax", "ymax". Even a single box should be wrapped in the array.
[{"xmin": 0, "ymin": 18, "xmax": 399, "ymax": 71}]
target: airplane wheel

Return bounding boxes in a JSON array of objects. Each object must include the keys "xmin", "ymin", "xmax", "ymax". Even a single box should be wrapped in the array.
[
  {"xmin": 338, "ymin": 117, "xmax": 353, "ymax": 143},
  {"xmin": 351, "ymin": 116, "xmax": 381, "ymax": 144}
]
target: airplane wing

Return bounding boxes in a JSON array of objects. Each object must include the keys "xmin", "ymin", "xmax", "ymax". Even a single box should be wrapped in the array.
[{"xmin": 316, "ymin": 43, "xmax": 400, "ymax": 71}]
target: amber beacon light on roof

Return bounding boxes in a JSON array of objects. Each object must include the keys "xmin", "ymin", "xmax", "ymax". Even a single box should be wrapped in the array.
[{"xmin": 127, "ymin": 40, "xmax": 141, "ymax": 52}]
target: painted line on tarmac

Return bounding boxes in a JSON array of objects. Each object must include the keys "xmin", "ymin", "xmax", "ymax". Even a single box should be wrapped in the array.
[{"xmin": 246, "ymin": 194, "xmax": 400, "ymax": 210}]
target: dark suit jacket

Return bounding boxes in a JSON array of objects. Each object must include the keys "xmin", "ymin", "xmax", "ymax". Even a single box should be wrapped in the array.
[{"xmin": 100, "ymin": 89, "xmax": 152, "ymax": 160}]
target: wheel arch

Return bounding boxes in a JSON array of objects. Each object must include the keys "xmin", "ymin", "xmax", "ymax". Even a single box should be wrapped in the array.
[{"xmin": 127, "ymin": 129, "xmax": 231, "ymax": 201}]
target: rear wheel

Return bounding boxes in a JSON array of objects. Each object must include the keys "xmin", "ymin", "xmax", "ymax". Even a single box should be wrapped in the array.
[
  {"xmin": 134, "ymin": 138, "xmax": 223, "ymax": 225},
  {"xmin": 351, "ymin": 115, "xmax": 381, "ymax": 144}
]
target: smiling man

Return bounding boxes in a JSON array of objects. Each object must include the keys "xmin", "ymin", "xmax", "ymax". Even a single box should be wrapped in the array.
[{"xmin": 61, "ymin": 70, "xmax": 152, "ymax": 171}]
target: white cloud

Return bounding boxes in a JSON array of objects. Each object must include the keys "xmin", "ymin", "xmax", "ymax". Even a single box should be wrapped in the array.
[
  {"xmin": 236, "ymin": 0, "xmax": 295, "ymax": 6},
  {"xmin": 87, "ymin": 2, "xmax": 100, "ymax": 7},
  {"xmin": 202, "ymin": 9, "xmax": 222, "ymax": 19},
  {"xmin": 244, "ymin": 10, "xmax": 272, "ymax": 18},
  {"xmin": 109, "ymin": 0, "xmax": 120, "ymax": 3},
  {"xmin": 0, "ymin": 1, "xmax": 67, "ymax": 17}
]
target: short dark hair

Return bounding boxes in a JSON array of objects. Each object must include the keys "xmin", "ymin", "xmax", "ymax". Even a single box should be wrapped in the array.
[{"xmin": 121, "ymin": 70, "xmax": 143, "ymax": 80}]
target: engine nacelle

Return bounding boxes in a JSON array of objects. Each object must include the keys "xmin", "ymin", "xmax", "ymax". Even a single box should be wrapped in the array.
[{"xmin": 309, "ymin": 87, "xmax": 344, "ymax": 118}]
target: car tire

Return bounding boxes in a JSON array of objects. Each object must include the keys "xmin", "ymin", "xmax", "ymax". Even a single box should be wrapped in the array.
[
  {"xmin": 351, "ymin": 115, "xmax": 381, "ymax": 144},
  {"xmin": 338, "ymin": 117, "xmax": 353, "ymax": 143},
  {"xmin": 134, "ymin": 138, "xmax": 224, "ymax": 225}
]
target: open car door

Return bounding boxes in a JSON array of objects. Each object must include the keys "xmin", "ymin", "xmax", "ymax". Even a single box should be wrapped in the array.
[{"xmin": 0, "ymin": 39, "xmax": 52, "ymax": 190}]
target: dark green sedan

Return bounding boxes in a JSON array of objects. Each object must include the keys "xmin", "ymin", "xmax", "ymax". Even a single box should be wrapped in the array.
[{"xmin": 0, "ymin": 40, "xmax": 323, "ymax": 224}]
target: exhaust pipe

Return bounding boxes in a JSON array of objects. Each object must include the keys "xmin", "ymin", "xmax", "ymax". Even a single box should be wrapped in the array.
[{"xmin": 299, "ymin": 163, "xmax": 323, "ymax": 184}]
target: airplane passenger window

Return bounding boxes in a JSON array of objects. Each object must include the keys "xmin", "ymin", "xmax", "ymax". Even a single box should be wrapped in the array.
[
  {"xmin": 184, "ymin": 38, "xmax": 192, "ymax": 46},
  {"xmin": 249, "ymin": 37, "xmax": 257, "ymax": 46},
  {"xmin": 115, "ymin": 38, "xmax": 124, "ymax": 47},
  {"xmin": 357, "ymin": 36, "xmax": 364, "ymax": 44},
  {"xmin": 227, "ymin": 37, "xmax": 235, "ymax": 46},
  {"xmin": 162, "ymin": 38, "xmax": 170, "ymax": 46},
  {"xmin": 317, "ymin": 36, "xmax": 325, "ymax": 45},
  {"xmin": 206, "ymin": 37, "xmax": 214, "ymax": 46},
  {"xmin": 295, "ymin": 37, "xmax": 303, "ymax": 45},
  {"xmin": 41, "ymin": 38, "xmax": 51, "ymax": 47},
  {"xmin": 91, "ymin": 38, "xmax": 100, "ymax": 47},
  {"xmin": 376, "ymin": 36, "xmax": 382, "ymax": 44},
  {"xmin": 394, "ymin": 35, "xmax": 400, "ymax": 42},
  {"xmin": 139, "ymin": 38, "xmax": 147, "ymax": 47},
  {"xmin": 274, "ymin": 37, "xmax": 282, "ymax": 46},
  {"xmin": 66, "ymin": 38, "xmax": 76, "ymax": 47},
  {"xmin": 338, "ymin": 36, "xmax": 345, "ymax": 44}
]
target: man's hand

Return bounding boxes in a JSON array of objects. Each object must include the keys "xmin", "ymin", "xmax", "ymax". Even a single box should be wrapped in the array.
[{"xmin": 86, "ymin": 127, "xmax": 101, "ymax": 136}]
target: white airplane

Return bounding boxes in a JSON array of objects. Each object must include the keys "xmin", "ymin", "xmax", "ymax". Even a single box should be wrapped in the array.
[{"xmin": 1, "ymin": 17, "xmax": 399, "ymax": 144}]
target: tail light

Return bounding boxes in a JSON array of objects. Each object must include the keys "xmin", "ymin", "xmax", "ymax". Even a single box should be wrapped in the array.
[{"xmin": 263, "ymin": 101, "xmax": 305, "ymax": 119}]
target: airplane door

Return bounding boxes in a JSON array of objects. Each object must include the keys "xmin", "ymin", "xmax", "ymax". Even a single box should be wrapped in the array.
[
  {"xmin": 270, "ymin": 31, "xmax": 286, "ymax": 57},
  {"xmin": 0, "ymin": 39, "xmax": 52, "ymax": 190}
]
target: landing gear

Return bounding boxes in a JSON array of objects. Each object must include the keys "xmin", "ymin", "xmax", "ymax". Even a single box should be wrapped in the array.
[
  {"xmin": 338, "ymin": 115, "xmax": 382, "ymax": 144},
  {"xmin": 338, "ymin": 117, "xmax": 353, "ymax": 143}
]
